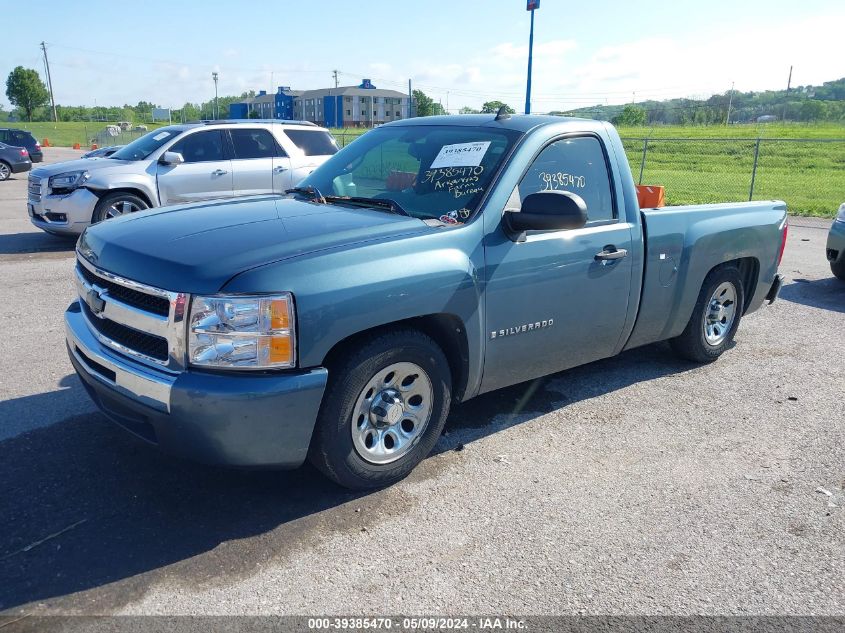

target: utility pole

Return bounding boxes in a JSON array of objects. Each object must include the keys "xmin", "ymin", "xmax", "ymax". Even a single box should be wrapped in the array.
[
  {"xmin": 408, "ymin": 79, "xmax": 413, "ymax": 118},
  {"xmin": 726, "ymin": 81, "xmax": 734, "ymax": 126},
  {"xmin": 524, "ymin": 1, "xmax": 540, "ymax": 114},
  {"xmin": 786, "ymin": 65, "xmax": 793, "ymax": 91},
  {"xmin": 332, "ymin": 70, "xmax": 339, "ymax": 128},
  {"xmin": 212, "ymin": 72, "xmax": 219, "ymax": 119},
  {"xmin": 40, "ymin": 41, "xmax": 58, "ymax": 122}
]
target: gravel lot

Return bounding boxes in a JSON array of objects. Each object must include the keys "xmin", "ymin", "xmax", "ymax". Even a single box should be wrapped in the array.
[{"xmin": 0, "ymin": 148, "xmax": 842, "ymax": 617}]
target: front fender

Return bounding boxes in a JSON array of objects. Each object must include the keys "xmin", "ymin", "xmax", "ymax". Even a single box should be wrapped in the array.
[
  {"xmin": 221, "ymin": 221, "xmax": 487, "ymax": 398},
  {"xmin": 86, "ymin": 172, "xmax": 159, "ymax": 207}
]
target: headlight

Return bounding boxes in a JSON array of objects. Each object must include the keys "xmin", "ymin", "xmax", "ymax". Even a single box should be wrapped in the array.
[
  {"xmin": 188, "ymin": 294, "xmax": 295, "ymax": 369},
  {"xmin": 836, "ymin": 203, "xmax": 845, "ymax": 223},
  {"xmin": 49, "ymin": 170, "xmax": 89, "ymax": 191}
]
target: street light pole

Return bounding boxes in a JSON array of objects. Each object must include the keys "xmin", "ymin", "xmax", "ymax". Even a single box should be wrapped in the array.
[
  {"xmin": 212, "ymin": 72, "xmax": 219, "ymax": 119},
  {"xmin": 525, "ymin": 1, "xmax": 540, "ymax": 114}
]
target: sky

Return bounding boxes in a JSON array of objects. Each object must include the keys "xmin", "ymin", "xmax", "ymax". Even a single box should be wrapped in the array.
[{"xmin": 2, "ymin": 0, "xmax": 844, "ymax": 114}]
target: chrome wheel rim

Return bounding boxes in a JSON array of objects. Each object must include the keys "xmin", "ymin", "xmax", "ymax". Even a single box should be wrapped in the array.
[
  {"xmin": 104, "ymin": 199, "xmax": 142, "ymax": 219},
  {"xmin": 351, "ymin": 361, "xmax": 434, "ymax": 465},
  {"xmin": 0, "ymin": 163, "xmax": 9, "ymax": 180},
  {"xmin": 703, "ymin": 281, "xmax": 737, "ymax": 346}
]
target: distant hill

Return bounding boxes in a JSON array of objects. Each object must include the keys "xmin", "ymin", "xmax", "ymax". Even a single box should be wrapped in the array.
[{"xmin": 553, "ymin": 77, "xmax": 845, "ymax": 125}]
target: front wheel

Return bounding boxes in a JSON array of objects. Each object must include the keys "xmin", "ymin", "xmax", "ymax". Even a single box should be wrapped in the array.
[
  {"xmin": 670, "ymin": 265, "xmax": 745, "ymax": 363},
  {"xmin": 831, "ymin": 259, "xmax": 845, "ymax": 281},
  {"xmin": 309, "ymin": 329, "xmax": 452, "ymax": 490},
  {"xmin": 92, "ymin": 192, "xmax": 148, "ymax": 224}
]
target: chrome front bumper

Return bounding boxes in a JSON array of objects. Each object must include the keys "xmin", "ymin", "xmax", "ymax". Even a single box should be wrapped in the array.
[
  {"xmin": 66, "ymin": 299, "xmax": 329, "ymax": 467},
  {"xmin": 65, "ymin": 301, "xmax": 175, "ymax": 412}
]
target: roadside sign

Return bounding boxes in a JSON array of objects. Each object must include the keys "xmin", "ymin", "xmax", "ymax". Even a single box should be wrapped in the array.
[{"xmin": 527, "ymin": 0, "xmax": 540, "ymax": 9}]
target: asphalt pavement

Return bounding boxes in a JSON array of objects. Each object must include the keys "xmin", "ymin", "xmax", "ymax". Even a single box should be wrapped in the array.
[{"xmin": 0, "ymin": 148, "xmax": 842, "ymax": 617}]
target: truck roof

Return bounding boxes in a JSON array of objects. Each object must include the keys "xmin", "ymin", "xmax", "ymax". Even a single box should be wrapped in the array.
[{"xmin": 380, "ymin": 113, "xmax": 606, "ymax": 134}]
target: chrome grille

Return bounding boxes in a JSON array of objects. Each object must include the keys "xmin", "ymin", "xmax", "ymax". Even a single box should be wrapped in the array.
[
  {"xmin": 74, "ymin": 254, "xmax": 188, "ymax": 371},
  {"xmin": 28, "ymin": 175, "xmax": 42, "ymax": 202}
]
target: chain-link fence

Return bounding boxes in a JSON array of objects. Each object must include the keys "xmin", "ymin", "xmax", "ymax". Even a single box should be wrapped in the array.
[
  {"xmin": 621, "ymin": 137, "xmax": 845, "ymax": 215},
  {"xmin": 332, "ymin": 129, "xmax": 368, "ymax": 148}
]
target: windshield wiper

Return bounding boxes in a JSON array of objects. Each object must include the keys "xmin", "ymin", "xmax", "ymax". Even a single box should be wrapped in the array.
[
  {"xmin": 285, "ymin": 186, "xmax": 326, "ymax": 203},
  {"xmin": 322, "ymin": 196, "xmax": 410, "ymax": 217}
]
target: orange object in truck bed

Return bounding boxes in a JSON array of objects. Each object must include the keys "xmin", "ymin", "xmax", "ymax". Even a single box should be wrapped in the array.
[{"xmin": 636, "ymin": 185, "xmax": 665, "ymax": 208}]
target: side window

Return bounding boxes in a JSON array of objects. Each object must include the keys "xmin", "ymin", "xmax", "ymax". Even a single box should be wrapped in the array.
[
  {"xmin": 169, "ymin": 130, "xmax": 225, "ymax": 163},
  {"xmin": 518, "ymin": 136, "xmax": 615, "ymax": 223},
  {"xmin": 230, "ymin": 128, "xmax": 277, "ymax": 160},
  {"xmin": 283, "ymin": 130, "xmax": 338, "ymax": 156}
]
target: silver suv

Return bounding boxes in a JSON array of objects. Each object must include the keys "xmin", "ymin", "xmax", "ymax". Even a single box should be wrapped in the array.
[{"xmin": 27, "ymin": 120, "xmax": 338, "ymax": 236}]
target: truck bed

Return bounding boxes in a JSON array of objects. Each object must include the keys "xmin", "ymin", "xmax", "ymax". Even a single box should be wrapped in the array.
[{"xmin": 624, "ymin": 200, "xmax": 788, "ymax": 350}]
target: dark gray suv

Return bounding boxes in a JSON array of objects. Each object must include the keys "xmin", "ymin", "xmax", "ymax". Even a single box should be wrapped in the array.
[{"xmin": 0, "ymin": 128, "xmax": 43, "ymax": 162}]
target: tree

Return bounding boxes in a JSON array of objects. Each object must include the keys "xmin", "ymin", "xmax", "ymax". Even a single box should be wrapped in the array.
[
  {"xmin": 5, "ymin": 67, "xmax": 49, "ymax": 122},
  {"xmin": 459, "ymin": 106, "xmax": 480, "ymax": 114},
  {"xmin": 799, "ymin": 100, "xmax": 826, "ymax": 122},
  {"xmin": 611, "ymin": 104, "xmax": 647, "ymax": 127},
  {"xmin": 481, "ymin": 101, "xmax": 515, "ymax": 114},
  {"xmin": 412, "ymin": 89, "xmax": 436, "ymax": 117}
]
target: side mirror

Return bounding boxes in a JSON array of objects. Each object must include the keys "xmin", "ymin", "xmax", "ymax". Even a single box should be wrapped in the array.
[
  {"xmin": 503, "ymin": 191, "xmax": 588, "ymax": 242},
  {"xmin": 159, "ymin": 151, "xmax": 185, "ymax": 166}
]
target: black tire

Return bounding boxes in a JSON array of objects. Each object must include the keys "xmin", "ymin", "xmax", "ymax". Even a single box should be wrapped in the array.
[
  {"xmin": 0, "ymin": 161, "xmax": 11, "ymax": 181},
  {"xmin": 831, "ymin": 259, "xmax": 845, "ymax": 281},
  {"xmin": 92, "ymin": 192, "xmax": 148, "ymax": 224},
  {"xmin": 670, "ymin": 264, "xmax": 745, "ymax": 363},
  {"xmin": 308, "ymin": 329, "xmax": 452, "ymax": 490}
]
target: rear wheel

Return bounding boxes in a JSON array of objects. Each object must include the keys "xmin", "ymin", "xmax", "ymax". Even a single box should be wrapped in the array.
[
  {"xmin": 308, "ymin": 329, "xmax": 452, "ymax": 490},
  {"xmin": 831, "ymin": 259, "xmax": 845, "ymax": 281},
  {"xmin": 92, "ymin": 192, "xmax": 148, "ymax": 224},
  {"xmin": 670, "ymin": 265, "xmax": 744, "ymax": 363},
  {"xmin": 0, "ymin": 161, "xmax": 11, "ymax": 181}
]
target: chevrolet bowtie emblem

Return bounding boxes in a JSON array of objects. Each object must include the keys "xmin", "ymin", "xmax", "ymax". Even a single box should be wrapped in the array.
[{"xmin": 85, "ymin": 287, "xmax": 106, "ymax": 316}]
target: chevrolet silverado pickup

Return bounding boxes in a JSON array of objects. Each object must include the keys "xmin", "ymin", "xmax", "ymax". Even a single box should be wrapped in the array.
[
  {"xmin": 66, "ymin": 114, "xmax": 787, "ymax": 489},
  {"xmin": 28, "ymin": 120, "xmax": 337, "ymax": 236}
]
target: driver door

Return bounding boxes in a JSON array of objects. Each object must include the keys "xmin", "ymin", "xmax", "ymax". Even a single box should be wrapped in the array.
[
  {"xmin": 156, "ymin": 129, "xmax": 234, "ymax": 205},
  {"xmin": 481, "ymin": 135, "xmax": 635, "ymax": 392}
]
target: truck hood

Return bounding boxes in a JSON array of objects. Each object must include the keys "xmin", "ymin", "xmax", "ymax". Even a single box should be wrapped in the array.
[
  {"xmin": 31, "ymin": 157, "xmax": 141, "ymax": 179},
  {"xmin": 77, "ymin": 196, "xmax": 430, "ymax": 294}
]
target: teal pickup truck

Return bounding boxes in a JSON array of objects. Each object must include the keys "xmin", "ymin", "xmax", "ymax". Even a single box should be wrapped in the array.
[{"xmin": 66, "ymin": 114, "xmax": 787, "ymax": 489}]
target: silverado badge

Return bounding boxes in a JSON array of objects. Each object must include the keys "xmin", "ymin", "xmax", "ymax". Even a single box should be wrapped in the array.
[{"xmin": 490, "ymin": 319, "xmax": 554, "ymax": 339}]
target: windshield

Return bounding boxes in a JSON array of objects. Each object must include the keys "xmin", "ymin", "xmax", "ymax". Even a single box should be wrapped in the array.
[
  {"xmin": 110, "ymin": 127, "xmax": 184, "ymax": 161},
  {"xmin": 298, "ymin": 125, "xmax": 521, "ymax": 222}
]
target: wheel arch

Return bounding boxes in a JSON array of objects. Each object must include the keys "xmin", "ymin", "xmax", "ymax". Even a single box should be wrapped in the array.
[
  {"xmin": 90, "ymin": 187, "xmax": 154, "ymax": 208},
  {"xmin": 321, "ymin": 313, "xmax": 471, "ymax": 403}
]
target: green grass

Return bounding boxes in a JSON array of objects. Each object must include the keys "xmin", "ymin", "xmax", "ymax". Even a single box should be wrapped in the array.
[
  {"xmin": 9, "ymin": 121, "xmax": 842, "ymax": 217},
  {"xmin": 3, "ymin": 120, "xmax": 173, "ymax": 148},
  {"xmin": 619, "ymin": 134, "xmax": 845, "ymax": 217},
  {"xmin": 616, "ymin": 122, "xmax": 845, "ymax": 140}
]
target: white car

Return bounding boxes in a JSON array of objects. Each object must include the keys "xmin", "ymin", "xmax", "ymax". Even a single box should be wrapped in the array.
[{"xmin": 27, "ymin": 120, "xmax": 338, "ymax": 236}]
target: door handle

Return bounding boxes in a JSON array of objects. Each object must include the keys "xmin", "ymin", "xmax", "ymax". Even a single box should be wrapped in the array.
[
  {"xmin": 595, "ymin": 246, "xmax": 628, "ymax": 262},
  {"xmin": 212, "ymin": 169, "xmax": 228, "ymax": 176},
  {"xmin": 273, "ymin": 166, "xmax": 288, "ymax": 173}
]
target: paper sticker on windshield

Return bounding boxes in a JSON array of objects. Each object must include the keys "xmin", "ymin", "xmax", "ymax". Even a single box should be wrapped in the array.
[
  {"xmin": 430, "ymin": 141, "xmax": 491, "ymax": 169},
  {"xmin": 152, "ymin": 132, "xmax": 170, "ymax": 141}
]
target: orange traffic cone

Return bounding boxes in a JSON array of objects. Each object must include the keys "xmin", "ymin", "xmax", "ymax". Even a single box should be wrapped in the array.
[
  {"xmin": 90, "ymin": 144, "xmax": 98, "ymax": 150},
  {"xmin": 42, "ymin": 138, "xmax": 51, "ymax": 147},
  {"xmin": 73, "ymin": 142, "xmax": 81, "ymax": 150}
]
